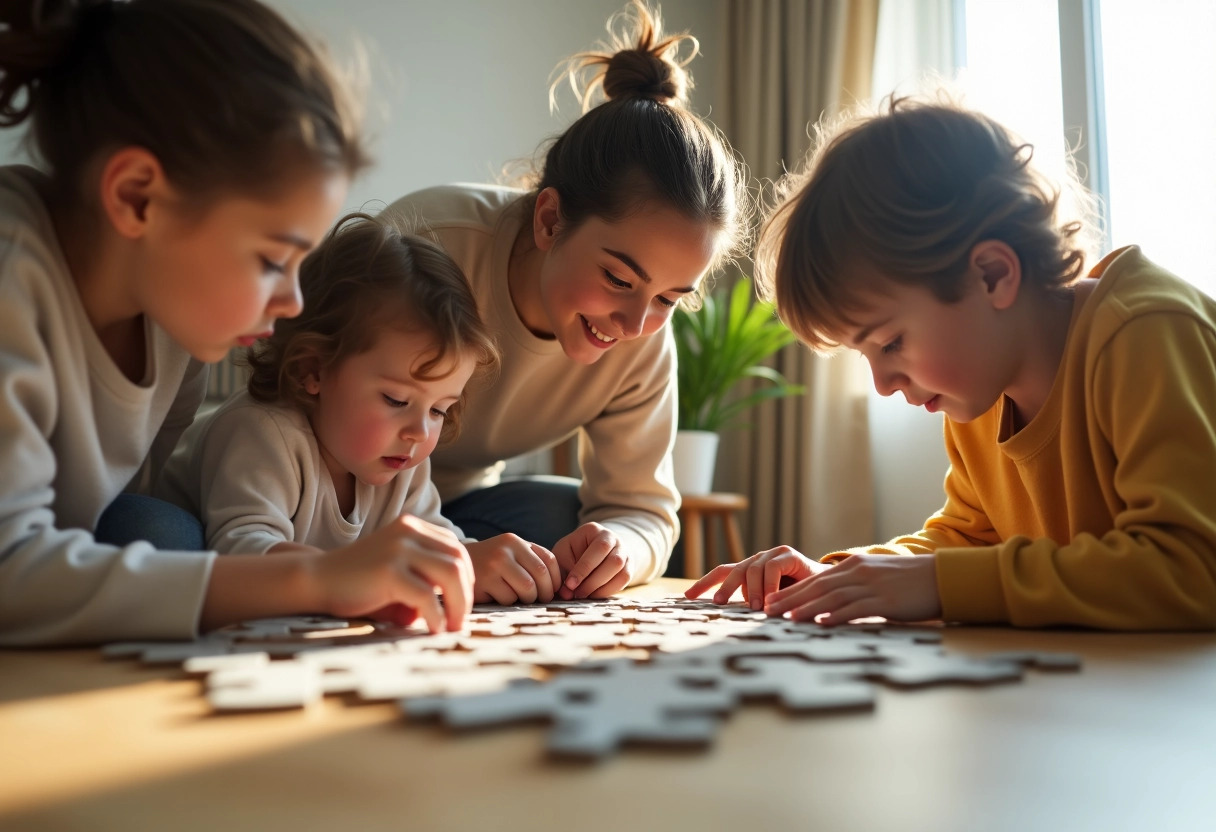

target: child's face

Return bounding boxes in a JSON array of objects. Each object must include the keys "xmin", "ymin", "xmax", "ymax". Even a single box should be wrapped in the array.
[
  {"xmin": 306, "ymin": 328, "xmax": 476, "ymax": 489},
  {"xmin": 533, "ymin": 198, "xmax": 717, "ymax": 365},
  {"xmin": 846, "ymin": 276, "xmax": 1018, "ymax": 423},
  {"xmin": 140, "ymin": 170, "xmax": 348, "ymax": 364}
]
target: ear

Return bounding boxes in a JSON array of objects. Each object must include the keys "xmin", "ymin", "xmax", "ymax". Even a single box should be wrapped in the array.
[
  {"xmin": 303, "ymin": 371, "xmax": 322, "ymax": 395},
  {"xmin": 969, "ymin": 240, "xmax": 1021, "ymax": 311},
  {"xmin": 98, "ymin": 147, "xmax": 172, "ymax": 240},
  {"xmin": 532, "ymin": 187, "xmax": 562, "ymax": 252}
]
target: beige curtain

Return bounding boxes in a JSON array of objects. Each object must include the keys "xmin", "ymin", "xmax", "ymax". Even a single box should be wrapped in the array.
[{"xmin": 715, "ymin": 0, "xmax": 879, "ymax": 557}]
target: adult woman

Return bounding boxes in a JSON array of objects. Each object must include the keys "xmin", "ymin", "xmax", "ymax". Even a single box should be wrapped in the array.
[{"xmin": 387, "ymin": 1, "xmax": 748, "ymax": 603}]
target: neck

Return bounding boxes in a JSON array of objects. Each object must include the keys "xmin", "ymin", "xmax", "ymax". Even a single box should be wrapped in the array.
[
  {"xmin": 48, "ymin": 195, "xmax": 147, "ymax": 380},
  {"xmin": 1005, "ymin": 284, "xmax": 1085, "ymax": 427},
  {"xmin": 507, "ymin": 224, "xmax": 553, "ymax": 338}
]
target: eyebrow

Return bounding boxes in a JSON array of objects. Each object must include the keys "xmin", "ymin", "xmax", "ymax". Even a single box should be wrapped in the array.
[
  {"xmin": 270, "ymin": 232, "xmax": 314, "ymax": 251},
  {"xmin": 851, "ymin": 318, "xmax": 892, "ymax": 346},
  {"xmin": 603, "ymin": 248, "xmax": 697, "ymax": 295},
  {"xmin": 380, "ymin": 374, "xmax": 460, "ymax": 398}
]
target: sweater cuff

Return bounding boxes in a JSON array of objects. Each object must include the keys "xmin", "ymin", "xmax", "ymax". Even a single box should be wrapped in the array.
[{"xmin": 935, "ymin": 545, "xmax": 1010, "ymax": 623}]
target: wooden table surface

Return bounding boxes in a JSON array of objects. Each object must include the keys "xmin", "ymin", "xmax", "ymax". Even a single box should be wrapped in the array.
[{"xmin": 2, "ymin": 578, "xmax": 1215, "ymax": 832}]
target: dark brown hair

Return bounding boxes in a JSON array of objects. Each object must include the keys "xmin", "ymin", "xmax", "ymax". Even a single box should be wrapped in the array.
[
  {"xmin": 0, "ymin": 0, "xmax": 370, "ymax": 205},
  {"xmin": 523, "ymin": 0, "xmax": 749, "ymax": 295},
  {"xmin": 245, "ymin": 213, "xmax": 499, "ymax": 443},
  {"xmin": 756, "ymin": 94, "xmax": 1100, "ymax": 351}
]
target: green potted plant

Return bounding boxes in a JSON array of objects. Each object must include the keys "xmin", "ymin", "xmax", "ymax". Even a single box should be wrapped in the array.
[{"xmin": 671, "ymin": 276, "xmax": 804, "ymax": 494}]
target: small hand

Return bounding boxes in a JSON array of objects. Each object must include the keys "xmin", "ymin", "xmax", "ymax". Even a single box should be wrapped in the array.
[
  {"xmin": 553, "ymin": 523, "xmax": 632, "ymax": 599},
  {"xmin": 764, "ymin": 553, "xmax": 941, "ymax": 625},
  {"xmin": 466, "ymin": 534, "xmax": 561, "ymax": 604},
  {"xmin": 685, "ymin": 545, "xmax": 826, "ymax": 609},
  {"xmin": 309, "ymin": 514, "xmax": 474, "ymax": 633}
]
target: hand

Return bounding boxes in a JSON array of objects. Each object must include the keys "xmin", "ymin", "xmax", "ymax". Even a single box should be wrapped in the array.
[
  {"xmin": 685, "ymin": 545, "xmax": 827, "ymax": 609},
  {"xmin": 764, "ymin": 553, "xmax": 941, "ymax": 625},
  {"xmin": 466, "ymin": 535, "xmax": 561, "ymax": 604},
  {"xmin": 306, "ymin": 514, "xmax": 474, "ymax": 633},
  {"xmin": 553, "ymin": 522, "xmax": 632, "ymax": 600}
]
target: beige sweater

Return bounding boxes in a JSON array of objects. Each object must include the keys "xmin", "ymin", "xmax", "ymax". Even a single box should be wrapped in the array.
[
  {"xmin": 385, "ymin": 185, "xmax": 679, "ymax": 582},
  {"xmin": 158, "ymin": 391, "xmax": 462, "ymax": 553},
  {"xmin": 0, "ymin": 166, "xmax": 212, "ymax": 645}
]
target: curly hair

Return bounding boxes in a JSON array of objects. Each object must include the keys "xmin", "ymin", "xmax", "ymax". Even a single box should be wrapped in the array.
[{"xmin": 244, "ymin": 212, "xmax": 499, "ymax": 443}]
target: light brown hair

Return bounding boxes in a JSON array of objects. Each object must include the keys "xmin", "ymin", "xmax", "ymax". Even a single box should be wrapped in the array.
[
  {"xmin": 244, "ymin": 213, "xmax": 499, "ymax": 443},
  {"xmin": 520, "ymin": 0, "xmax": 750, "ymax": 298},
  {"xmin": 755, "ymin": 93, "xmax": 1100, "ymax": 351},
  {"xmin": 0, "ymin": 0, "xmax": 370, "ymax": 206}
]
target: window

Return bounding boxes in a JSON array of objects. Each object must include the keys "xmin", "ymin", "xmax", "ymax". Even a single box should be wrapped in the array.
[{"xmin": 959, "ymin": 0, "xmax": 1216, "ymax": 295}]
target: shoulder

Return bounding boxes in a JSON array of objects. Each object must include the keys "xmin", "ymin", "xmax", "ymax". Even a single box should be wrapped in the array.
[
  {"xmin": 1082, "ymin": 246, "xmax": 1216, "ymax": 352},
  {"xmin": 201, "ymin": 391, "xmax": 313, "ymax": 451},
  {"xmin": 383, "ymin": 184, "xmax": 526, "ymax": 237}
]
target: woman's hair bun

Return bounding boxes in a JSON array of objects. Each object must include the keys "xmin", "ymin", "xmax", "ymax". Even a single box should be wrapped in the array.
[
  {"xmin": 602, "ymin": 46, "xmax": 685, "ymax": 104},
  {"xmin": 554, "ymin": 0, "xmax": 698, "ymax": 113}
]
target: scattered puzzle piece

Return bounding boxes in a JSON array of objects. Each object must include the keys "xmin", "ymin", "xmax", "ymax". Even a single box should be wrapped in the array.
[{"xmin": 100, "ymin": 595, "xmax": 1082, "ymax": 758}]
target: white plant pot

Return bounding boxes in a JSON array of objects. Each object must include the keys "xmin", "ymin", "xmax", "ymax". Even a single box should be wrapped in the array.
[{"xmin": 672, "ymin": 430, "xmax": 720, "ymax": 496}]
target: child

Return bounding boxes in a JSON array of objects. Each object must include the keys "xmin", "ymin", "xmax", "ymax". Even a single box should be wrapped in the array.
[
  {"xmin": 158, "ymin": 213, "xmax": 502, "ymax": 626},
  {"xmin": 0, "ymin": 0, "xmax": 472, "ymax": 645},
  {"xmin": 688, "ymin": 94, "xmax": 1216, "ymax": 631},
  {"xmin": 386, "ymin": 0, "xmax": 750, "ymax": 602}
]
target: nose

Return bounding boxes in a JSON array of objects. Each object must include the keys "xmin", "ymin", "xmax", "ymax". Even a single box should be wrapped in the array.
[
  {"xmin": 269, "ymin": 271, "xmax": 304, "ymax": 320},
  {"xmin": 868, "ymin": 359, "xmax": 905, "ymax": 398},
  {"xmin": 399, "ymin": 410, "xmax": 431, "ymax": 443},
  {"xmin": 610, "ymin": 300, "xmax": 649, "ymax": 339}
]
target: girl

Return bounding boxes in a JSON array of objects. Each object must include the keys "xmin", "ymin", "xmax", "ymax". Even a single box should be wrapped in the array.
[
  {"xmin": 0, "ymin": 0, "xmax": 472, "ymax": 645},
  {"xmin": 157, "ymin": 213, "xmax": 502, "ymax": 627},
  {"xmin": 386, "ymin": 0, "xmax": 750, "ymax": 604}
]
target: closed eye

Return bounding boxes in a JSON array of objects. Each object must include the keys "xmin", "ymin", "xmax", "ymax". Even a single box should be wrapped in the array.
[
  {"xmin": 881, "ymin": 336, "xmax": 903, "ymax": 355},
  {"xmin": 382, "ymin": 394, "xmax": 407, "ymax": 408},
  {"xmin": 656, "ymin": 296, "xmax": 677, "ymax": 308},
  {"xmin": 260, "ymin": 256, "xmax": 286, "ymax": 275},
  {"xmin": 430, "ymin": 408, "xmax": 449, "ymax": 419},
  {"xmin": 603, "ymin": 269, "xmax": 630, "ymax": 289}
]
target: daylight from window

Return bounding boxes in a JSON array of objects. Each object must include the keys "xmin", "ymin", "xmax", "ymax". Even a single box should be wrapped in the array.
[{"xmin": 1100, "ymin": 0, "xmax": 1216, "ymax": 295}]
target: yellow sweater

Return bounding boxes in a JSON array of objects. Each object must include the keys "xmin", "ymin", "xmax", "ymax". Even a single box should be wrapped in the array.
[{"xmin": 830, "ymin": 247, "xmax": 1216, "ymax": 630}]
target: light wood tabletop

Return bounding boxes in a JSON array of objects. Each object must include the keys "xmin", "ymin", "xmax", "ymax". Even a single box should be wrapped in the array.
[{"xmin": 2, "ymin": 578, "xmax": 1214, "ymax": 832}]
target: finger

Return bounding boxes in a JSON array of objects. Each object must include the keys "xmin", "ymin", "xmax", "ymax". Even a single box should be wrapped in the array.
[
  {"xmin": 784, "ymin": 586, "xmax": 870, "ymax": 624},
  {"xmin": 368, "ymin": 602, "xmax": 418, "ymax": 627},
  {"xmin": 762, "ymin": 561, "xmax": 786, "ymax": 605},
  {"xmin": 764, "ymin": 572, "xmax": 841, "ymax": 617},
  {"xmin": 498, "ymin": 558, "xmax": 540, "ymax": 605},
  {"xmin": 712, "ymin": 563, "xmax": 752, "ymax": 605},
  {"xmin": 573, "ymin": 549, "xmax": 625, "ymax": 599},
  {"xmin": 511, "ymin": 544, "xmax": 556, "ymax": 603},
  {"xmin": 531, "ymin": 543, "xmax": 562, "ymax": 602},
  {"xmin": 685, "ymin": 563, "xmax": 736, "ymax": 598},
  {"xmin": 767, "ymin": 564, "xmax": 844, "ymax": 609},
  {"xmin": 564, "ymin": 532, "xmax": 615, "ymax": 593},
  {"xmin": 587, "ymin": 567, "xmax": 631, "ymax": 599},
  {"xmin": 745, "ymin": 561, "xmax": 769, "ymax": 611},
  {"xmin": 392, "ymin": 570, "xmax": 447, "ymax": 633},
  {"xmin": 816, "ymin": 598, "xmax": 878, "ymax": 627},
  {"xmin": 405, "ymin": 549, "xmax": 471, "ymax": 629},
  {"xmin": 484, "ymin": 574, "xmax": 524, "ymax": 606}
]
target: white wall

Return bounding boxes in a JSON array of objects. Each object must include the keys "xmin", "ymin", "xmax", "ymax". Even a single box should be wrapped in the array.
[{"xmin": 268, "ymin": 0, "xmax": 723, "ymax": 214}]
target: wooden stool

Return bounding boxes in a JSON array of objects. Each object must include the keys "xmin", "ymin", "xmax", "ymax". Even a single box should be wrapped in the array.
[{"xmin": 679, "ymin": 492, "xmax": 749, "ymax": 578}]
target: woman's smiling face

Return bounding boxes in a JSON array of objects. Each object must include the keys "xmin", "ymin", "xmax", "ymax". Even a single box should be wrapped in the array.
[{"xmin": 527, "ymin": 189, "xmax": 719, "ymax": 364}]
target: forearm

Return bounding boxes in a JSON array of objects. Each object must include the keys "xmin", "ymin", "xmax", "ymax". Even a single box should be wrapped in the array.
[{"xmin": 199, "ymin": 552, "xmax": 322, "ymax": 632}]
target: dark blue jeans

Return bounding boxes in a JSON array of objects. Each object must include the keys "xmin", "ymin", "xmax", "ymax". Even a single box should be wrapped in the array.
[
  {"xmin": 95, "ymin": 493, "xmax": 206, "ymax": 550},
  {"xmin": 443, "ymin": 475, "xmax": 688, "ymax": 576},
  {"xmin": 442, "ymin": 476, "xmax": 582, "ymax": 550}
]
